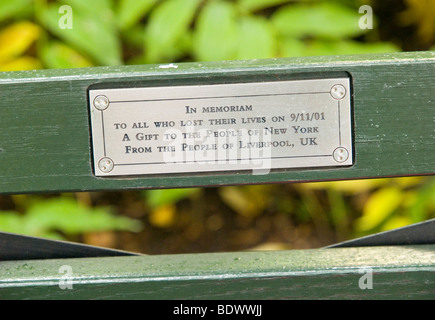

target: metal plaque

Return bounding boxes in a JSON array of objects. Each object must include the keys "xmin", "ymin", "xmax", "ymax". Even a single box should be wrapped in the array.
[{"xmin": 89, "ymin": 78, "xmax": 353, "ymax": 177}]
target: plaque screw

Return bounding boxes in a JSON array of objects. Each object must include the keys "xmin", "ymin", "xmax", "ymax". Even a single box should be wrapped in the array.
[
  {"xmin": 330, "ymin": 85, "xmax": 346, "ymax": 100},
  {"xmin": 98, "ymin": 157, "xmax": 114, "ymax": 173},
  {"xmin": 93, "ymin": 95, "xmax": 110, "ymax": 110},
  {"xmin": 333, "ymin": 147, "xmax": 349, "ymax": 163}
]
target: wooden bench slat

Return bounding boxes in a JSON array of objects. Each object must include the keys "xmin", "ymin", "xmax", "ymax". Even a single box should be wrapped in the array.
[
  {"xmin": 0, "ymin": 245, "xmax": 434, "ymax": 299},
  {"xmin": 0, "ymin": 52, "xmax": 434, "ymax": 194}
]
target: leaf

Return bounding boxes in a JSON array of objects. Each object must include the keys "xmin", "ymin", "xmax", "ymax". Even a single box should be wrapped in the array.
[
  {"xmin": 381, "ymin": 216, "xmax": 412, "ymax": 232},
  {"xmin": 278, "ymin": 38, "xmax": 399, "ymax": 58},
  {"xmin": 302, "ymin": 40, "xmax": 399, "ymax": 56},
  {"xmin": 0, "ymin": 56, "xmax": 42, "ymax": 71},
  {"xmin": 192, "ymin": 1, "xmax": 239, "ymax": 62},
  {"xmin": 117, "ymin": 0, "xmax": 157, "ymax": 30},
  {"xmin": 149, "ymin": 204, "xmax": 176, "ymax": 228},
  {"xmin": 297, "ymin": 178, "xmax": 389, "ymax": 194},
  {"xmin": 327, "ymin": 188, "xmax": 349, "ymax": 233},
  {"xmin": 0, "ymin": 0, "xmax": 31, "ymax": 22},
  {"xmin": 0, "ymin": 21, "xmax": 41, "ymax": 63},
  {"xmin": 272, "ymin": 2, "xmax": 365, "ymax": 39},
  {"xmin": 38, "ymin": 1, "xmax": 121, "ymax": 66},
  {"xmin": 277, "ymin": 37, "xmax": 306, "ymax": 57},
  {"xmin": 405, "ymin": 177, "xmax": 435, "ymax": 222},
  {"xmin": 219, "ymin": 186, "xmax": 268, "ymax": 217},
  {"xmin": 59, "ymin": 0, "xmax": 116, "ymax": 24},
  {"xmin": 122, "ymin": 24, "xmax": 146, "ymax": 48},
  {"xmin": 25, "ymin": 197, "xmax": 142, "ymax": 235},
  {"xmin": 393, "ymin": 176, "xmax": 424, "ymax": 188},
  {"xmin": 400, "ymin": 0, "xmax": 435, "ymax": 45},
  {"xmin": 40, "ymin": 41, "xmax": 93, "ymax": 69},
  {"xmin": 144, "ymin": 0, "xmax": 200, "ymax": 63},
  {"xmin": 356, "ymin": 187, "xmax": 403, "ymax": 232},
  {"xmin": 144, "ymin": 188, "xmax": 200, "ymax": 209},
  {"xmin": 236, "ymin": 15, "xmax": 276, "ymax": 60},
  {"xmin": 0, "ymin": 211, "xmax": 28, "ymax": 234},
  {"xmin": 145, "ymin": 188, "xmax": 200, "ymax": 228},
  {"xmin": 238, "ymin": 0, "xmax": 292, "ymax": 12},
  {"xmin": 219, "ymin": 187, "xmax": 254, "ymax": 217}
]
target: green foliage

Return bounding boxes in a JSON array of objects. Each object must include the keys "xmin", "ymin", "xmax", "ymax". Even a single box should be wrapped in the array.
[
  {"xmin": 0, "ymin": 0, "xmax": 404, "ymax": 70},
  {"xmin": 356, "ymin": 187, "xmax": 403, "ymax": 231},
  {"xmin": 142, "ymin": 188, "xmax": 200, "ymax": 228},
  {"xmin": 303, "ymin": 177, "xmax": 435, "ymax": 237},
  {"xmin": 193, "ymin": 1, "xmax": 238, "ymax": 62},
  {"xmin": 144, "ymin": 188, "xmax": 200, "ymax": 209},
  {"xmin": 0, "ymin": 196, "xmax": 141, "ymax": 239},
  {"xmin": 116, "ymin": 0, "xmax": 156, "ymax": 31},
  {"xmin": 237, "ymin": 16, "xmax": 276, "ymax": 60},
  {"xmin": 238, "ymin": 0, "xmax": 294, "ymax": 13},
  {"xmin": 37, "ymin": 0, "xmax": 122, "ymax": 66},
  {"xmin": 0, "ymin": 0, "xmax": 32, "ymax": 22},
  {"xmin": 144, "ymin": 0, "xmax": 200, "ymax": 63},
  {"xmin": 272, "ymin": 2, "xmax": 365, "ymax": 39},
  {"xmin": 400, "ymin": 0, "xmax": 435, "ymax": 46},
  {"xmin": 0, "ymin": 0, "xmax": 433, "ymax": 248},
  {"xmin": 40, "ymin": 41, "xmax": 92, "ymax": 69}
]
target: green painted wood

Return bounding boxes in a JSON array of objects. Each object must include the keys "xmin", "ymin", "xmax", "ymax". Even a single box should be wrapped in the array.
[
  {"xmin": 0, "ymin": 51, "xmax": 434, "ymax": 194},
  {"xmin": 0, "ymin": 245, "xmax": 433, "ymax": 299}
]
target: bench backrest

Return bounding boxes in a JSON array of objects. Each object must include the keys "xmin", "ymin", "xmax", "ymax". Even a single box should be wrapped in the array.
[
  {"xmin": 1, "ymin": 52, "xmax": 434, "ymax": 300},
  {"xmin": 0, "ymin": 52, "xmax": 433, "ymax": 195}
]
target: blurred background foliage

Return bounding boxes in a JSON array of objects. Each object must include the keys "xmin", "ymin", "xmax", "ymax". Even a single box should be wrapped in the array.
[{"xmin": 0, "ymin": 0, "xmax": 433, "ymax": 253}]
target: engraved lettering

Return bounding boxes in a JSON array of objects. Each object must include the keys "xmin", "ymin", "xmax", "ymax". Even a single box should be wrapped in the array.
[
  {"xmin": 300, "ymin": 138, "xmax": 318, "ymax": 146},
  {"xmin": 136, "ymin": 133, "xmax": 159, "ymax": 140},
  {"xmin": 239, "ymin": 140, "xmax": 294, "ymax": 148},
  {"xmin": 290, "ymin": 113, "xmax": 325, "ymax": 122},
  {"xmin": 90, "ymin": 78, "xmax": 352, "ymax": 177},
  {"xmin": 114, "ymin": 123, "xmax": 126, "ymax": 129},
  {"xmin": 202, "ymin": 105, "xmax": 252, "ymax": 113},
  {"xmin": 293, "ymin": 126, "xmax": 319, "ymax": 134},
  {"xmin": 208, "ymin": 118, "xmax": 237, "ymax": 125},
  {"xmin": 241, "ymin": 117, "xmax": 266, "ymax": 124},
  {"xmin": 125, "ymin": 146, "xmax": 152, "ymax": 153},
  {"xmin": 180, "ymin": 119, "xmax": 204, "ymax": 126},
  {"xmin": 182, "ymin": 132, "xmax": 201, "ymax": 139},
  {"xmin": 271, "ymin": 115, "xmax": 285, "ymax": 122},
  {"xmin": 132, "ymin": 122, "xmax": 149, "ymax": 129},
  {"xmin": 157, "ymin": 146, "xmax": 176, "ymax": 152},
  {"xmin": 181, "ymin": 143, "xmax": 217, "ymax": 151},
  {"xmin": 154, "ymin": 121, "xmax": 175, "ymax": 127},
  {"xmin": 206, "ymin": 129, "xmax": 242, "ymax": 138},
  {"xmin": 164, "ymin": 133, "xmax": 177, "ymax": 140},
  {"xmin": 264, "ymin": 127, "xmax": 287, "ymax": 135},
  {"xmin": 185, "ymin": 106, "xmax": 197, "ymax": 114}
]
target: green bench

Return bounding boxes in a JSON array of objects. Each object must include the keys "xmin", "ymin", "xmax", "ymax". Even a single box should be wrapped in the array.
[{"xmin": 0, "ymin": 51, "xmax": 434, "ymax": 300}]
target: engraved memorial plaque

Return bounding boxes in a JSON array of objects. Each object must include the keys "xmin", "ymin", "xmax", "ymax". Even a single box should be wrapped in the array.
[{"xmin": 89, "ymin": 78, "xmax": 353, "ymax": 177}]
